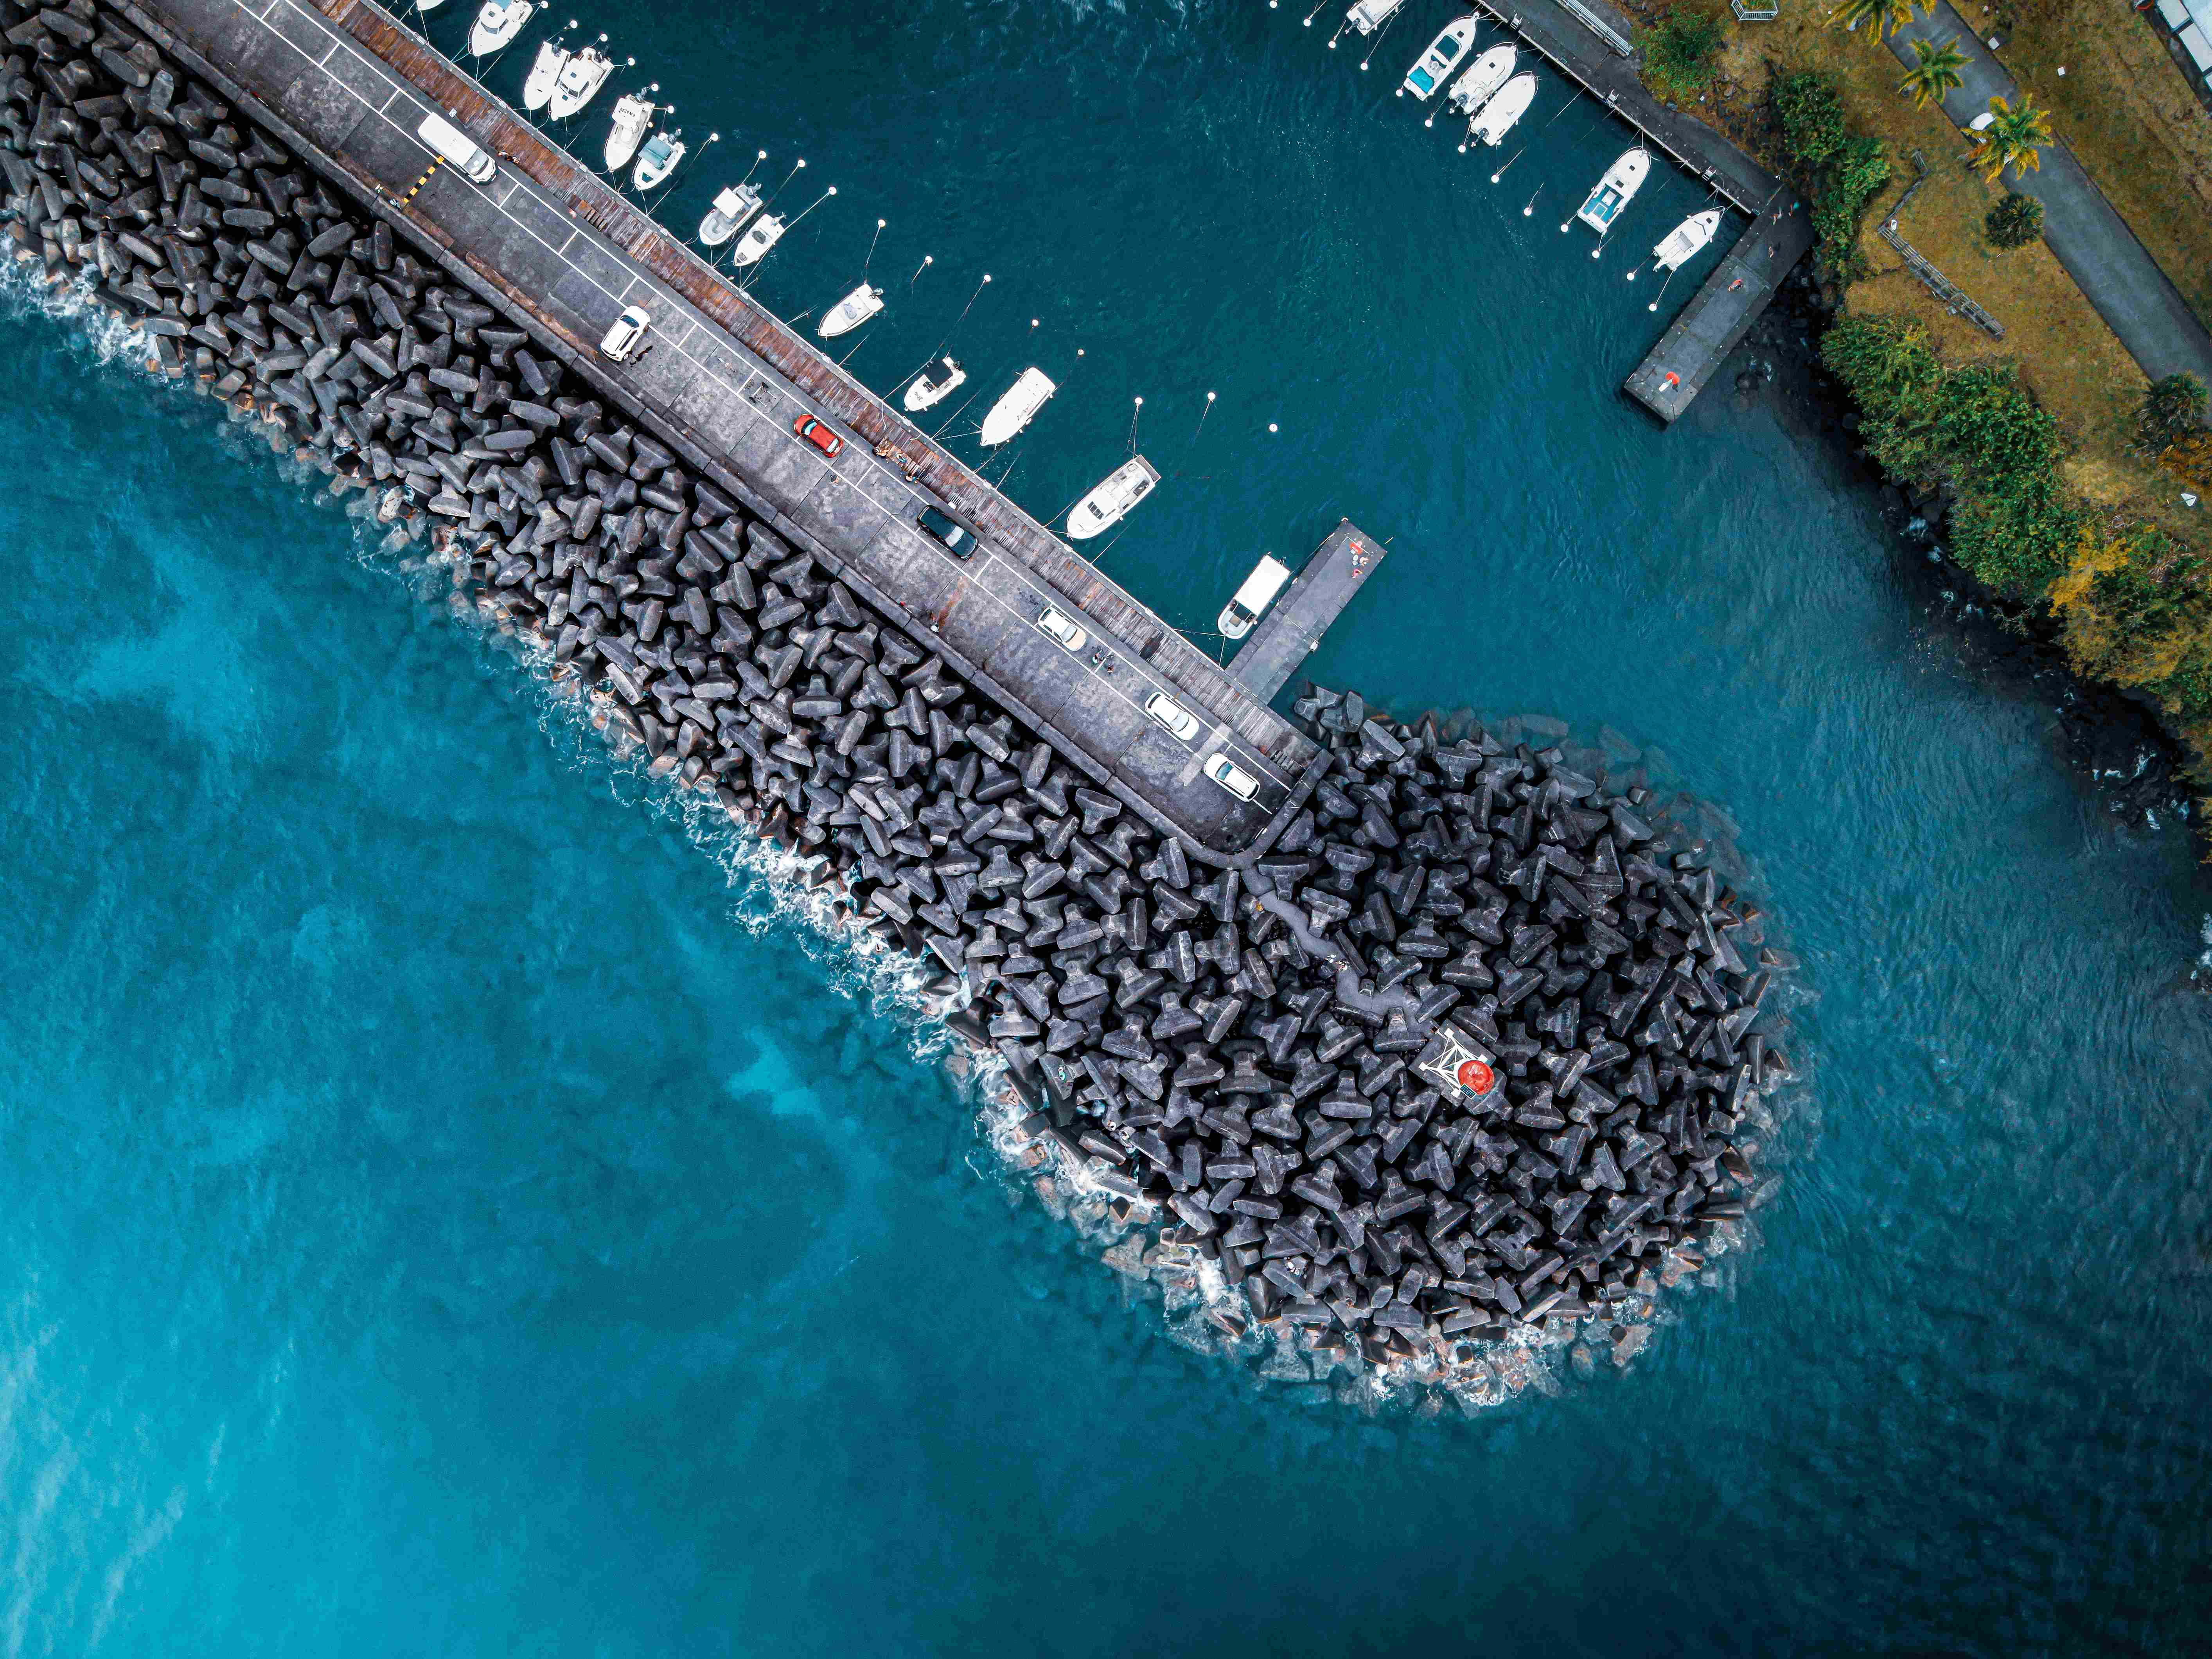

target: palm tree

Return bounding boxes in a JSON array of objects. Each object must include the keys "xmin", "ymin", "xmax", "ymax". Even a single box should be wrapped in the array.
[
  {"xmin": 1898, "ymin": 36, "xmax": 1968, "ymax": 108},
  {"xmin": 1827, "ymin": 0, "xmax": 1928, "ymax": 41},
  {"xmin": 1974, "ymin": 94, "xmax": 2054, "ymax": 181}
]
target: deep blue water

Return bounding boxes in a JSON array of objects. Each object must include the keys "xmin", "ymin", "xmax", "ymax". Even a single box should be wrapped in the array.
[{"xmin": 7, "ymin": 2, "xmax": 2212, "ymax": 1652}]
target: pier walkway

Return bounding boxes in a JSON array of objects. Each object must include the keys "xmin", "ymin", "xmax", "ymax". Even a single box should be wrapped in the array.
[
  {"xmin": 1467, "ymin": 0, "xmax": 1815, "ymax": 421},
  {"xmin": 126, "ymin": 0, "xmax": 1363, "ymax": 862},
  {"xmin": 1227, "ymin": 522, "xmax": 1386, "ymax": 705}
]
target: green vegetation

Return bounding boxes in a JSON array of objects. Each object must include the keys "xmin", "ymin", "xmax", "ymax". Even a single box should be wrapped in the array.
[
  {"xmin": 1827, "ymin": 322, "xmax": 2212, "ymax": 752},
  {"xmin": 1973, "ymin": 94, "xmax": 2053, "ymax": 182},
  {"xmin": 1774, "ymin": 72, "xmax": 1892, "ymax": 279},
  {"xmin": 1642, "ymin": 5, "xmax": 1729, "ymax": 102},
  {"xmin": 1983, "ymin": 191, "xmax": 2043, "ymax": 249},
  {"xmin": 2138, "ymin": 374, "xmax": 2208, "ymax": 454},
  {"xmin": 1897, "ymin": 36, "xmax": 1968, "ymax": 109},
  {"xmin": 1825, "ymin": 0, "xmax": 1929, "ymax": 42},
  {"xmin": 1820, "ymin": 315, "xmax": 2075, "ymax": 597}
]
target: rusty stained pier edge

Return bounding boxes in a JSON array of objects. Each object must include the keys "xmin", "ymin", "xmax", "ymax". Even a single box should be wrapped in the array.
[
  {"xmin": 1466, "ymin": 0, "xmax": 1817, "ymax": 422},
  {"xmin": 122, "ymin": 0, "xmax": 1403, "ymax": 865}
]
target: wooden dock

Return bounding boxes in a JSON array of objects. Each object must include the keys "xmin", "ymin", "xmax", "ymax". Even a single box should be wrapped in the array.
[
  {"xmin": 121, "ymin": 0, "xmax": 1374, "ymax": 863},
  {"xmin": 1227, "ymin": 522, "xmax": 1387, "ymax": 705}
]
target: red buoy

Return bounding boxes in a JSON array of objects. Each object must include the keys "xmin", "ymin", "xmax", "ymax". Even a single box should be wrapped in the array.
[{"xmin": 1456, "ymin": 1058, "xmax": 1496, "ymax": 1095}]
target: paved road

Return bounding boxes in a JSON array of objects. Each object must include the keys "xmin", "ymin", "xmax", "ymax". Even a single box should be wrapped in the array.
[
  {"xmin": 147, "ymin": 0, "xmax": 1308, "ymax": 854},
  {"xmin": 1887, "ymin": 2, "xmax": 2212, "ymax": 387}
]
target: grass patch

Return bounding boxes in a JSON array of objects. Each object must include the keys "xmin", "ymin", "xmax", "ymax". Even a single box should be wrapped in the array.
[{"xmin": 1641, "ymin": 4, "xmax": 1729, "ymax": 102}]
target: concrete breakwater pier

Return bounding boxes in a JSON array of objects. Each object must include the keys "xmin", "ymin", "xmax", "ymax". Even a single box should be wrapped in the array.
[{"xmin": 0, "ymin": 0, "xmax": 1793, "ymax": 1393}]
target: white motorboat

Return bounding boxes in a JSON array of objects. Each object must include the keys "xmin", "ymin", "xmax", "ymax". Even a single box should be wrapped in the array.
[
  {"xmin": 547, "ymin": 45, "xmax": 612, "ymax": 118},
  {"xmin": 1067, "ymin": 456, "xmax": 1159, "ymax": 540},
  {"xmin": 818, "ymin": 282, "xmax": 884, "ymax": 340},
  {"xmin": 1466, "ymin": 72, "xmax": 1536, "ymax": 146},
  {"xmin": 467, "ymin": 0, "xmax": 534, "ymax": 58},
  {"xmin": 1576, "ymin": 148, "xmax": 1650, "ymax": 234},
  {"xmin": 1218, "ymin": 554, "xmax": 1291, "ymax": 639},
  {"xmin": 1447, "ymin": 42, "xmax": 1515, "ymax": 115},
  {"xmin": 521, "ymin": 36, "xmax": 568, "ymax": 111},
  {"xmin": 730, "ymin": 211, "xmax": 785, "ymax": 269},
  {"xmin": 979, "ymin": 367, "xmax": 1056, "ymax": 447},
  {"xmin": 1402, "ymin": 14, "xmax": 1476, "ymax": 101},
  {"xmin": 631, "ymin": 128, "xmax": 685, "ymax": 191},
  {"xmin": 903, "ymin": 354, "xmax": 966, "ymax": 412},
  {"xmin": 417, "ymin": 0, "xmax": 448, "ymax": 10},
  {"xmin": 1344, "ymin": 0, "xmax": 1403, "ymax": 35},
  {"xmin": 699, "ymin": 183, "xmax": 764, "ymax": 246},
  {"xmin": 603, "ymin": 93, "xmax": 654, "ymax": 172},
  {"xmin": 1653, "ymin": 207, "xmax": 1723, "ymax": 271}
]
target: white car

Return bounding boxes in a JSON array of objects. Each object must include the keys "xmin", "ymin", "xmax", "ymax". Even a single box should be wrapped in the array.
[
  {"xmin": 1145, "ymin": 692, "xmax": 1201, "ymax": 742},
  {"xmin": 1204, "ymin": 753, "xmax": 1259, "ymax": 802},
  {"xmin": 599, "ymin": 305, "xmax": 650, "ymax": 362},
  {"xmin": 1035, "ymin": 606, "xmax": 1087, "ymax": 653}
]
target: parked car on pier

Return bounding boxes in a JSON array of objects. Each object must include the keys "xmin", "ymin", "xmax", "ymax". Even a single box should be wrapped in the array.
[
  {"xmin": 794, "ymin": 414, "xmax": 843, "ymax": 458},
  {"xmin": 598, "ymin": 304, "xmax": 650, "ymax": 363}
]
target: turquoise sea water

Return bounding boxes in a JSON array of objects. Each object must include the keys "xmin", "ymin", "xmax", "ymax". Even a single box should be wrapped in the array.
[{"xmin": 7, "ymin": 1, "xmax": 2212, "ymax": 1651}]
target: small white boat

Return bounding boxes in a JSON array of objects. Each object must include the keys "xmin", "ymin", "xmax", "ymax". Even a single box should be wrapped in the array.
[
  {"xmin": 1447, "ymin": 42, "xmax": 1515, "ymax": 114},
  {"xmin": 1576, "ymin": 148, "xmax": 1650, "ymax": 234},
  {"xmin": 979, "ymin": 367, "xmax": 1056, "ymax": 447},
  {"xmin": 1653, "ymin": 207, "xmax": 1723, "ymax": 271},
  {"xmin": 818, "ymin": 282, "xmax": 884, "ymax": 339},
  {"xmin": 730, "ymin": 211, "xmax": 786, "ymax": 270},
  {"xmin": 1218, "ymin": 554, "xmax": 1291, "ymax": 640},
  {"xmin": 1344, "ymin": 0, "xmax": 1403, "ymax": 35},
  {"xmin": 631, "ymin": 128, "xmax": 685, "ymax": 191},
  {"xmin": 1067, "ymin": 456, "xmax": 1159, "ymax": 540},
  {"xmin": 547, "ymin": 45, "xmax": 612, "ymax": 119},
  {"xmin": 698, "ymin": 183, "xmax": 764, "ymax": 247},
  {"xmin": 1402, "ymin": 15, "xmax": 1476, "ymax": 101},
  {"xmin": 603, "ymin": 93, "xmax": 654, "ymax": 172},
  {"xmin": 467, "ymin": 0, "xmax": 534, "ymax": 58},
  {"xmin": 1466, "ymin": 72, "xmax": 1536, "ymax": 146},
  {"xmin": 903, "ymin": 354, "xmax": 966, "ymax": 412},
  {"xmin": 521, "ymin": 36, "xmax": 568, "ymax": 111},
  {"xmin": 417, "ymin": 0, "xmax": 448, "ymax": 10}
]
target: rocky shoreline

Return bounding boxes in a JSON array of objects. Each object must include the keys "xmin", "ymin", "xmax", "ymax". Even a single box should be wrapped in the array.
[{"xmin": 1, "ymin": 0, "xmax": 1797, "ymax": 1406}]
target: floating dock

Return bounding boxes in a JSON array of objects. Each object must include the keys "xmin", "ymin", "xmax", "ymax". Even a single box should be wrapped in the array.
[
  {"xmin": 1466, "ymin": 0, "xmax": 1817, "ymax": 421},
  {"xmin": 121, "ymin": 0, "xmax": 1389, "ymax": 861},
  {"xmin": 1227, "ymin": 521, "xmax": 1387, "ymax": 705}
]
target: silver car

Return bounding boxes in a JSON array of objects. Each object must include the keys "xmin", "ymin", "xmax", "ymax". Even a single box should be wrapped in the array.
[
  {"xmin": 1145, "ymin": 692, "xmax": 1201, "ymax": 742},
  {"xmin": 1035, "ymin": 606, "xmax": 1087, "ymax": 653},
  {"xmin": 1204, "ymin": 753, "xmax": 1259, "ymax": 801}
]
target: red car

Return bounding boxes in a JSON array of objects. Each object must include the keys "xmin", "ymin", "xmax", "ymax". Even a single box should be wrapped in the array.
[{"xmin": 794, "ymin": 414, "xmax": 843, "ymax": 458}]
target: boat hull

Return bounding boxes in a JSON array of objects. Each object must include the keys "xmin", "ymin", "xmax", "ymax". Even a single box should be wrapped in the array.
[
  {"xmin": 1447, "ymin": 43, "xmax": 1515, "ymax": 114},
  {"xmin": 633, "ymin": 139, "xmax": 684, "ymax": 192},
  {"xmin": 699, "ymin": 186, "xmax": 763, "ymax": 247},
  {"xmin": 1653, "ymin": 208, "xmax": 1723, "ymax": 271},
  {"xmin": 1346, "ymin": 0, "xmax": 1403, "ymax": 35},
  {"xmin": 1575, "ymin": 150, "xmax": 1649, "ymax": 233},
  {"xmin": 1067, "ymin": 457, "xmax": 1160, "ymax": 540},
  {"xmin": 979, "ymin": 368, "xmax": 1057, "ymax": 447},
  {"xmin": 1402, "ymin": 17, "xmax": 1476, "ymax": 101},
  {"xmin": 903, "ymin": 360, "xmax": 966, "ymax": 412},
  {"xmin": 467, "ymin": 0, "xmax": 532, "ymax": 58},
  {"xmin": 731, "ymin": 216, "xmax": 785, "ymax": 269},
  {"xmin": 604, "ymin": 100, "xmax": 651, "ymax": 172},
  {"xmin": 819, "ymin": 285, "xmax": 884, "ymax": 340},
  {"xmin": 1467, "ymin": 73, "xmax": 1535, "ymax": 145},
  {"xmin": 521, "ymin": 41, "xmax": 565, "ymax": 110},
  {"xmin": 547, "ymin": 52, "xmax": 610, "ymax": 119}
]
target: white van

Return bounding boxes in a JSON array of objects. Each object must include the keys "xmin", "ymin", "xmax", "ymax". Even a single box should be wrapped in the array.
[{"xmin": 416, "ymin": 112, "xmax": 496, "ymax": 184}]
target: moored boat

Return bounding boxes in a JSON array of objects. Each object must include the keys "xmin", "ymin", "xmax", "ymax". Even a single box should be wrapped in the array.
[
  {"xmin": 818, "ymin": 282, "xmax": 884, "ymax": 340},
  {"xmin": 631, "ymin": 127, "xmax": 685, "ymax": 191},
  {"xmin": 1446, "ymin": 41, "xmax": 1515, "ymax": 115},
  {"xmin": 730, "ymin": 210, "xmax": 786, "ymax": 269},
  {"xmin": 466, "ymin": 0, "xmax": 534, "ymax": 58},
  {"xmin": 1402, "ymin": 15, "xmax": 1476, "ymax": 101},
  {"xmin": 1653, "ymin": 207, "xmax": 1723, "ymax": 271},
  {"xmin": 1067, "ymin": 456, "xmax": 1160, "ymax": 540},
  {"xmin": 902, "ymin": 354, "xmax": 967, "ymax": 412},
  {"xmin": 602, "ymin": 92, "xmax": 654, "ymax": 172},
  {"xmin": 979, "ymin": 367, "xmax": 1056, "ymax": 447},
  {"xmin": 1465, "ymin": 71, "xmax": 1535, "ymax": 146},
  {"xmin": 521, "ymin": 34, "xmax": 568, "ymax": 110},
  {"xmin": 1344, "ymin": 0, "xmax": 1403, "ymax": 36},
  {"xmin": 698, "ymin": 182, "xmax": 764, "ymax": 247},
  {"xmin": 547, "ymin": 44, "xmax": 612, "ymax": 119},
  {"xmin": 1576, "ymin": 147, "xmax": 1650, "ymax": 234},
  {"xmin": 1218, "ymin": 554, "xmax": 1291, "ymax": 640}
]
